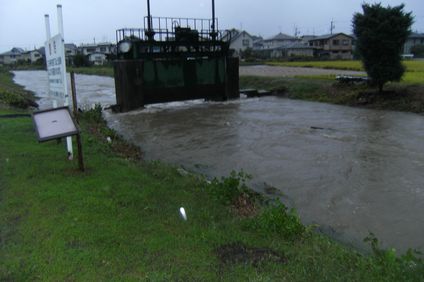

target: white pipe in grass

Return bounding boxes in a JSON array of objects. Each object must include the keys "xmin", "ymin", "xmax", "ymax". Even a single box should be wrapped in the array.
[{"xmin": 179, "ymin": 207, "xmax": 187, "ymax": 221}]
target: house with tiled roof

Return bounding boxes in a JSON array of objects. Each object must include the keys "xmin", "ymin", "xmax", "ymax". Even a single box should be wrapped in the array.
[
  {"xmin": 0, "ymin": 47, "xmax": 25, "ymax": 65},
  {"xmin": 21, "ymin": 49, "xmax": 43, "ymax": 63},
  {"xmin": 262, "ymin": 33, "xmax": 298, "ymax": 49},
  {"xmin": 223, "ymin": 29, "xmax": 255, "ymax": 56},
  {"xmin": 308, "ymin": 33, "xmax": 353, "ymax": 59}
]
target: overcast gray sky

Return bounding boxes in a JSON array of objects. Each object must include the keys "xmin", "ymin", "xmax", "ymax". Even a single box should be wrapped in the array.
[{"xmin": 1, "ymin": 0, "xmax": 423, "ymax": 53}]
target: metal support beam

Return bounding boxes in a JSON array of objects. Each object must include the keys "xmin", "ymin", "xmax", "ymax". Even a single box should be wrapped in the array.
[
  {"xmin": 211, "ymin": 0, "xmax": 217, "ymax": 41},
  {"xmin": 146, "ymin": 0, "xmax": 155, "ymax": 41}
]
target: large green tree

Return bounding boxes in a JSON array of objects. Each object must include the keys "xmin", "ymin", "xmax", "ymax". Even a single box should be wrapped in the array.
[{"xmin": 353, "ymin": 3, "xmax": 413, "ymax": 92}]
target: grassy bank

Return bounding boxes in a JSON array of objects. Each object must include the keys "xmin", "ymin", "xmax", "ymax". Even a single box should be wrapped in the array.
[
  {"xmin": 1, "ymin": 68, "xmax": 424, "ymax": 280},
  {"xmin": 0, "ymin": 67, "xmax": 38, "ymax": 109},
  {"xmin": 1, "ymin": 105, "xmax": 424, "ymax": 280},
  {"xmin": 240, "ymin": 76, "xmax": 424, "ymax": 113},
  {"xmin": 68, "ymin": 66, "xmax": 114, "ymax": 77}
]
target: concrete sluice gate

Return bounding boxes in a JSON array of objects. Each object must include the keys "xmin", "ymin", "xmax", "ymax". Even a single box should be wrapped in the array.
[{"xmin": 113, "ymin": 4, "xmax": 239, "ymax": 112}]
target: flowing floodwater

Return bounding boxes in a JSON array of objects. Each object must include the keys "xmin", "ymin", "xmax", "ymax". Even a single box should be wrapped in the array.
[
  {"xmin": 13, "ymin": 70, "xmax": 116, "ymax": 110},
  {"xmin": 14, "ymin": 70, "xmax": 424, "ymax": 253}
]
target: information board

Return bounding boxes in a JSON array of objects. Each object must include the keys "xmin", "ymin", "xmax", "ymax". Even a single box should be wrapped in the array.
[{"xmin": 32, "ymin": 107, "xmax": 78, "ymax": 142}]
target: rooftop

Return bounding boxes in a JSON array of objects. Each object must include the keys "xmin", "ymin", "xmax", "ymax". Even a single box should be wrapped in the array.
[{"xmin": 264, "ymin": 32, "xmax": 296, "ymax": 42}]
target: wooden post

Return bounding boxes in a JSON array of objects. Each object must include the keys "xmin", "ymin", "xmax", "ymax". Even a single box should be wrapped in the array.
[
  {"xmin": 70, "ymin": 71, "xmax": 85, "ymax": 172},
  {"xmin": 70, "ymin": 71, "xmax": 78, "ymax": 119}
]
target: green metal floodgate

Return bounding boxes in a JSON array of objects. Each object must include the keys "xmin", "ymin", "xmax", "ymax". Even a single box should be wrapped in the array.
[{"xmin": 112, "ymin": 0, "xmax": 239, "ymax": 112}]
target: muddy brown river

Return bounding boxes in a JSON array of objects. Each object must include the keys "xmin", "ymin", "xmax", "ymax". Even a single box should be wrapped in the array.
[{"xmin": 14, "ymin": 70, "xmax": 424, "ymax": 254}]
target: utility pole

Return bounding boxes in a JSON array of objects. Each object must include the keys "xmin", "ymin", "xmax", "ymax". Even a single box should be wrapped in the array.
[
  {"xmin": 294, "ymin": 25, "xmax": 300, "ymax": 38},
  {"xmin": 211, "ymin": 0, "xmax": 217, "ymax": 40},
  {"xmin": 330, "ymin": 19, "xmax": 335, "ymax": 34}
]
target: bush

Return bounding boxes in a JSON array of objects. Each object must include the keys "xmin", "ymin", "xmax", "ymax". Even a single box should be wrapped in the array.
[
  {"xmin": 207, "ymin": 171, "xmax": 252, "ymax": 204},
  {"xmin": 80, "ymin": 103, "xmax": 103, "ymax": 123},
  {"xmin": 73, "ymin": 53, "xmax": 90, "ymax": 67},
  {"xmin": 353, "ymin": 3, "xmax": 413, "ymax": 92},
  {"xmin": 247, "ymin": 201, "xmax": 305, "ymax": 240},
  {"xmin": 364, "ymin": 233, "xmax": 424, "ymax": 280}
]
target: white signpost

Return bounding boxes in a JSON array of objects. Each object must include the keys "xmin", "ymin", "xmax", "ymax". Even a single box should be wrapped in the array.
[
  {"xmin": 46, "ymin": 34, "xmax": 67, "ymax": 100},
  {"xmin": 44, "ymin": 5, "xmax": 73, "ymax": 159}
]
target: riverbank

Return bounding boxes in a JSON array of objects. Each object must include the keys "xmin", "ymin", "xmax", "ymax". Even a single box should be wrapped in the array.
[
  {"xmin": 0, "ymin": 67, "xmax": 38, "ymax": 109},
  {"xmin": 2, "ymin": 70, "xmax": 424, "ymax": 280},
  {"xmin": 64, "ymin": 64, "xmax": 424, "ymax": 114},
  {"xmin": 240, "ymin": 75, "xmax": 424, "ymax": 113}
]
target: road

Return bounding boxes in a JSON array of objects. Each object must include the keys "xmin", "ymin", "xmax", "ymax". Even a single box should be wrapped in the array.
[{"xmin": 240, "ymin": 65, "xmax": 365, "ymax": 77}]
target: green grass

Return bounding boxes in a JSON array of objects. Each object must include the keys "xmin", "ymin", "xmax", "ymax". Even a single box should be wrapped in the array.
[
  {"xmin": 68, "ymin": 66, "xmax": 114, "ymax": 77},
  {"xmin": 268, "ymin": 60, "xmax": 364, "ymax": 71},
  {"xmin": 0, "ymin": 66, "xmax": 38, "ymax": 109},
  {"xmin": 240, "ymin": 75, "xmax": 424, "ymax": 113},
  {"xmin": 1, "ymin": 106, "xmax": 424, "ymax": 281},
  {"xmin": 268, "ymin": 60, "xmax": 424, "ymax": 84}
]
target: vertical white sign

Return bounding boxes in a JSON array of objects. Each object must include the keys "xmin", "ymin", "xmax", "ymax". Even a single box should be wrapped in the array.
[
  {"xmin": 45, "ymin": 34, "xmax": 67, "ymax": 101},
  {"xmin": 44, "ymin": 5, "xmax": 73, "ymax": 159}
]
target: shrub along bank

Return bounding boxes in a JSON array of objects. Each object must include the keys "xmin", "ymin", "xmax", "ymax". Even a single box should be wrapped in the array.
[{"xmin": 1, "ymin": 70, "xmax": 424, "ymax": 280}]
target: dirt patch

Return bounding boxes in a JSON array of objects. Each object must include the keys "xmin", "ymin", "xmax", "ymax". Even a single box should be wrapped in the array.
[
  {"xmin": 216, "ymin": 242, "xmax": 287, "ymax": 267},
  {"xmin": 231, "ymin": 192, "xmax": 259, "ymax": 218}
]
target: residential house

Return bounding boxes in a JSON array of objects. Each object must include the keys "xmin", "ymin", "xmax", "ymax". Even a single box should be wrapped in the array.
[
  {"xmin": 252, "ymin": 35, "xmax": 264, "ymax": 50},
  {"xmin": 79, "ymin": 44, "xmax": 97, "ymax": 56},
  {"xmin": 308, "ymin": 33, "xmax": 353, "ymax": 59},
  {"xmin": 78, "ymin": 42, "xmax": 115, "ymax": 56},
  {"xmin": 65, "ymin": 43, "xmax": 78, "ymax": 56},
  {"xmin": 64, "ymin": 43, "xmax": 78, "ymax": 65},
  {"xmin": 270, "ymin": 42, "xmax": 314, "ymax": 58},
  {"xmin": 88, "ymin": 52, "xmax": 107, "ymax": 65},
  {"xmin": 262, "ymin": 33, "xmax": 298, "ymax": 50},
  {"xmin": 78, "ymin": 42, "xmax": 115, "ymax": 65},
  {"xmin": 21, "ymin": 49, "xmax": 43, "ymax": 63},
  {"xmin": 222, "ymin": 29, "xmax": 240, "ymax": 41},
  {"xmin": 403, "ymin": 32, "xmax": 424, "ymax": 54},
  {"xmin": 0, "ymin": 47, "xmax": 25, "ymax": 65},
  {"xmin": 223, "ymin": 29, "xmax": 254, "ymax": 56},
  {"xmin": 300, "ymin": 35, "xmax": 317, "ymax": 45}
]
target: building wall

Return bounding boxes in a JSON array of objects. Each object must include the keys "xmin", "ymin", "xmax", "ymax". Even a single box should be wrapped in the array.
[
  {"xmin": 263, "ymin": 39, "xmax": 298, "ymax": 50},
  {"xmin": 3, "ymin": 54, "xmax": 21, "ymax": 64},
  {"xmin": 270, "ymin": 48, "xmax": 314, "ymax": 58},
  {"xmin": 287, "ymin": 48, "xmax": 314, "ymax": 57},
  {"xmin": 21, "ymin": 53, "xmax": 31, "ymax": 62},
  {"xmin": 30, "ymin": 51, "xmax": 42, "ymax": 63},
  {"xmin": 329, "ymin": 50, "xmax": 352, "ymax": 60},
  {"xmin": 89, "ymin": 53, "xmax": 107, "ymax": 65},
  {"xmin": 79, "ymin": 43, "xmax": 114, "ymax": 56},
  {"xmin": 404, "ymin": 37, "xmax": 424, "ymax": 54},
  {"xmin": 230, "ymin": 32, "xmax": 253, "ymax": 55}
]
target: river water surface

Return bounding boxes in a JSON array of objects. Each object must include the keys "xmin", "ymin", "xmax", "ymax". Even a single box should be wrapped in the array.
[{"xmin": 14, "ymin": 70, "xmax": 424, "ymax": 253}]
